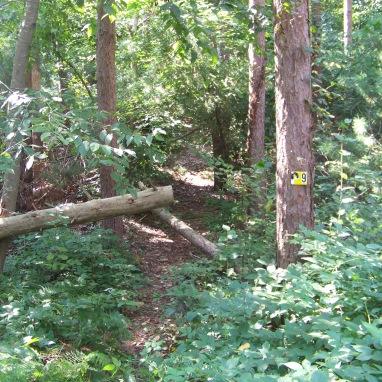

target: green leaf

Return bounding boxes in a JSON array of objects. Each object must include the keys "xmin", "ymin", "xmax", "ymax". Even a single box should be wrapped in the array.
[
  {"xmin": 310, "ymin": 370, "xmax": 330, "ymax": 382},
  {"xmin": 105, "ymin": 134, "xmax": 113, "ymax": 145},
  {"xmin": 340, "ymin": 172, "xmax": 348, "ymax": 180},
  {"xmin": 112, "ymin": 356, "xmax": 121, "ymax": 367},
  {"xmin": 363, "ymin": 322, "xmax": 382, "ymax": 345},
  {"xmin": 283, "ymin": 362, "xmax": 303, "ymax": 371},
  {"xmin": 128, "ymin": 188, "xmax": 138, "ymax": 198},
  {"xmin": 23, "ymin": 336, "xmax": 40, "ymax": 347},
  {"xmin": 40, "ymin": 132, "xmax": 51, "ymax": 141},
  {"xmin": 146, "ymin": 134, "xmax": 153, "ymax": 146},
  {"xmin": 103, "ymin": 4, "xmax": 116, "ymax": 17},
  {"xmin": 87, "ymin": 22, "xmax": 97, "ymax": 38},
  {"xmin": 133, "ymin": 135, "xmax": 142, "ymax": 145},
  {"xmin": 79, "ymin": 141, "xmax": 90, "ymax": 156},
  {"xmin": 90, "ymin": 142, "xmax": 100, "ymax": 152},
  {"xmin": 333, "ymin": 133, "xmax": 344, "ymax": 141},
  {"xmin": 103, "ymin": 364, "xmax": 116, "ymax": 371},
  {"xmin": 100, "ymin": 129, "xmax": 107, "ymax": 141},
  {"xmin": 102, "ymin": 145, "xmax": 112, "ymax": 156},
  {"xmin": 111, "ymin": 172, "xmax": 121, "ymax": 182}
]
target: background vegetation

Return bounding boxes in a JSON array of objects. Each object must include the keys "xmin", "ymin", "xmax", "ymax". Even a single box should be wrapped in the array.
[{"xmin": 1, "ymin": 0, "xmax": 382, "ymax": 380}]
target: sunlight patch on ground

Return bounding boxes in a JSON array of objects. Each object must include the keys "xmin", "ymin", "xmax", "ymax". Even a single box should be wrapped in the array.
[
  {"xmin": 127, "ymin": 219, "xmax": 174, "ymax": 243},
  {"xmin": 166, "ymin": 169, "xmax": 214, "ymax": 188}
]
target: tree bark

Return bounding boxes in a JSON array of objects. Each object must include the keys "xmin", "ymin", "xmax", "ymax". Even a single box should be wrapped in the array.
[
  {"xmin": 344, "ymin": 0, "xmax": 352, "ymax": 52},
  {"xmin": 312, "ymin": 0, "xmax": 323, "ymax": 131},
  {"xmin": 96, "ymin": 2, "xmax": 124, "ymax": 237},
  {"xmin": 0, "ymin": 186, "xmax": 173, "ymax": 242},
  {"xmin": 0, "ymin": 0, "xmax": 40, "ymax": 273},
  {"xmin": 138, "ymin": 183, "xmax": 218, "ymax": 257},
  {"xmin": 246, "ymin": 0, "xmax": 266, "ymax": 218},
  {"xmin": 211, "ymin": 107, "xmax": 229, "ymax": 190},
  {"xmin": 21, "ymin": 50, "xmax": 43, "ymax": 210},
  {"xmin": 273, "ymin": 0, "xmax": 315, "ymax": 268}
]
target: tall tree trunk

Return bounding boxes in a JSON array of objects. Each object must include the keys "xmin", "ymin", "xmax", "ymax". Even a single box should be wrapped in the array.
[
  {"xmin": 273, "ymin": 0, "xmax": 315, "ymax": 268},
  {"xmin": 344, "ymin": 0, "xmax": 352, "ymax": 52},
  {"xmin": 312, "ymin": 0, "xmax": 323, "ymax": 131},
  {"xmin": 246, "ymin": 0, "xmax": 266, "ymax": 217},
  {"xmin": 0, "ymin": 0, "xmax": 40, "ymax": 273},
  {"xmin": 96, "ymin": 3, "xmax": 124, "ymax": 238}
]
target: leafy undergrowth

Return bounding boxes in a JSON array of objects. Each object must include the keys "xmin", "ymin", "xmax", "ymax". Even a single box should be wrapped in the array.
[
  {"xmin": 0, "ymin": 227, "xmax": 148, "ymax": 381},
  {"xmin": 141, "ymin": 226, "xmax": 382, "ymax": 381}
]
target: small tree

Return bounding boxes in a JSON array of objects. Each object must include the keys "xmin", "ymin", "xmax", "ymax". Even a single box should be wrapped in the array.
[
  {"xmin": 0, "ymin": 0, "xmax": 40, "ymax": 273},
  {"xmin": 273, "ymin": 0, "xmax": 315, "ymax": 268},
  {"xmin": 96, "ymin": 1, "xmax": 124, "ymax": 238},
  {"xmin": 344, "ymin": 0, "xmax": 352, "ymax": 52},
  {"xmin": 246, "ymin": 0, "xmax": 266, "ymax": 217}
]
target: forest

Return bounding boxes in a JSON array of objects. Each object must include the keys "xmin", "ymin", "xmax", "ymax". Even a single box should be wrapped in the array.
[{"xmin": 1, "ymin": 0, "xmax": 382, "ymax": 381}]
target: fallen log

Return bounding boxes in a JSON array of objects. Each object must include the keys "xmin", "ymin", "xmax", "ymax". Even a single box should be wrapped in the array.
[
  {"xmin": 138, "ymin": 182, "xmax": 219, "ymax": 257},
  {"xmin": 0, "ymin": 186, "xmax": 173, "ymax": 240}
]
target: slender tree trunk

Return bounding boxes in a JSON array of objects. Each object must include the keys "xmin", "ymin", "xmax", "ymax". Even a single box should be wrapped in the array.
[
  {"xmin": 0, "ymin": 0, "xmax": 40, "ymax": 273},
  {"xmin": 21, "ymin": 51, "xmax": 43, "ymax": 211},
  {"xmin": 312, "ymin": 0, "xmax": 323, "ymax": 131},
  {"xmin": 211, "ymin": 107, "xmax": 229, "ymax": 191},
  {"xmin": 246, "ymin": 0, "xmax": 266, "ymax": 217},
  {"xmin": 96, "ymin": 3, "xmax": 124, "ymax": 238},
  {"xmin": 344, "ymin": 0, "xmax": 352, "ymax": 52},
  {"xmin": 273, "ymin": 0, "xmax": 315, "ymax": 268}
]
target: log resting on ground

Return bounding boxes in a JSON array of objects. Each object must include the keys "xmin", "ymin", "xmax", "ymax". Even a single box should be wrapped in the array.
[
  {"xmin": 0, "ymin": 186, "xmax": 173, "ymax": 240},
  {"xmin": 138, "ymin": 182, "xmax": 219, "ymax": 257}
]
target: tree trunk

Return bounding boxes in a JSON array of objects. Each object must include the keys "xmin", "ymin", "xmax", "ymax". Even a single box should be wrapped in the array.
[
  {"xmin": 211, "ymin": 107, "xmax": 229, "ymax": 191},
  {"xmin": 96, "ymin": 3, "xmax": 124, "ymax": 238},
  {"xmin": 21, "ymin": 51, "xmax": 43, "ymax": 211},
  {"xmin": 344, "ymin": 0, "xmax": 352, "ymax": 52},
  {"xmin": 0, "ymin": 186, "xmax": 173, "ymax": 242},
  {"xmin": 0, "ymin": 0, "xmax": 40, "ymax": 273},
  {"xmin": 273, "ymin": 0, "xmax": 315, "ymax": 268},
  {"xmin": 311, "ymin": 0, "xmax": 323, "ymax": 131},
  {"xmin": 246, "ymin": 0, "xmax": 266, "ymax": 218}
]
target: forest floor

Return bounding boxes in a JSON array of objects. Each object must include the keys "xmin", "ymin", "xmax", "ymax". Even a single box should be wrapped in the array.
[{"xmin": 120, "ymin": 148, "xmax": 217, "ymax": 356}]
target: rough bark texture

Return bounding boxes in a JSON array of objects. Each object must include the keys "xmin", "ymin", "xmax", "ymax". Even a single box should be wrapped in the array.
[
  {"xmin": 96, "ymin": 4, "xmax": 124, "ymax": 237},
  {"xmin": 312, "ymin": 0, "xmax": 323, "ymax": 131},
  {"xmin": 273, "ymin": 0, "xmax": 315, "ymax": 268},
  {"xmin": 246, "ymin": 0, "xmax": 266, "ymax": 217},
  {"xmin": 0, "ymin": 0, "xmax": 40, "ymax": 273},
  {"xmin": 344, "ymin": 0, "xmax": 352, "ymax": 51},
  {"xmin": 0, "ymin": 186, "xmax": 173, "ymax": 241},
  {"xmin": 138, "ymin": 183, "xmax": 218, "ymax": 257}
]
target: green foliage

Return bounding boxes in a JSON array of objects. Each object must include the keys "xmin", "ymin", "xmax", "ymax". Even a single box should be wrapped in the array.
[
  {"xmin": 315, "ymin": 118, "xmax": 382, "ymax": 242},
  {"xmin": 0, "ymin": 228, "xmax": 144, "ymax": 381},
  {"xmin": 0, "ymin": 89, "xmax": 166, "ymax": 194},
  {"xmin": 142, "ymin": 227, "xmax": 382, "ymax": 381}
]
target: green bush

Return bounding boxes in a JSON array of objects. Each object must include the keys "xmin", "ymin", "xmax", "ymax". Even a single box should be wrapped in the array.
[
  {"xmin": 0, "ymin": 227, "xmax": 144, "ymax": 381},
  {"xmin": 142, "ymin": 227, "xmax": 382, "ymax": 381}
]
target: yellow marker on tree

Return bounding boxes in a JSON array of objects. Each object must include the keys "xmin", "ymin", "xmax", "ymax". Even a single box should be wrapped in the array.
[{"xmin": 291, "ymin": 171, "xmax": 308, "ymax": 186}]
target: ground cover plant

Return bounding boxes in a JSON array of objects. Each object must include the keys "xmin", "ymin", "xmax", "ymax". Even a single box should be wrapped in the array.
[
  {"xmin": 0, "ymin": 227, "xmax": 146, "ymax": 381},
  {"xmin": 142, "ymin": 226, "xmax": 382, "ymax": 381},
  {"xmin": 139, "ymin": 128, "xmax": 382, "ymax": 381}
]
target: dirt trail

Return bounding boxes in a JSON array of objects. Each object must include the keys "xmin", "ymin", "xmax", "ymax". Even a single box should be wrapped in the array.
[{"xmin": 121, "ymin": 150, "xmax": 215, "ymax": 355}]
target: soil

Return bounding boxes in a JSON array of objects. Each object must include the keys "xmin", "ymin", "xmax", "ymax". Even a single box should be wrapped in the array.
[{"xmin": 120, "ymin": 148, "xmax": 216, "ymax": 356}]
